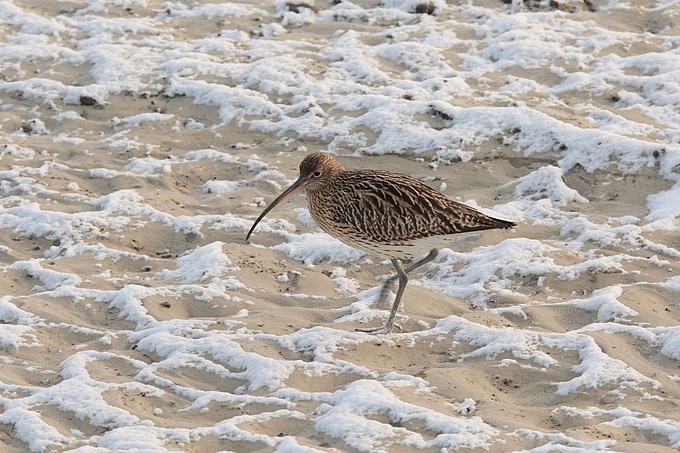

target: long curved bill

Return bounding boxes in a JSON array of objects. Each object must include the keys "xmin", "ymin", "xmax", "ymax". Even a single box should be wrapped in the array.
[{"xmin": 245, "ymin": 178, "xmax": 306, "ymax": 242}]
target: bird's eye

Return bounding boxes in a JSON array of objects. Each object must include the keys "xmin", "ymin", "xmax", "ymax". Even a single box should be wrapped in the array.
[{"xmin": 312, "ymin": 171, "xmax": 322, "ymax": 177}]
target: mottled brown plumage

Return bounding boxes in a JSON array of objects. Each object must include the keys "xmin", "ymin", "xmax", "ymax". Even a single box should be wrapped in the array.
[{"xmin": 246, "ymin": 152, "xmax": 515, "ymax": 333}]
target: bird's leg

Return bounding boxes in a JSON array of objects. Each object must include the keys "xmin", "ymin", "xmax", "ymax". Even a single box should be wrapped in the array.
[
  {"xmin": 403, "ymin": 248, "xmax": 439, "ymax": 274},
  {"xmin": 374, "ymin": 273, "xmax": 398, "ymax": 308},
  {"xmin": 374, "ymin": 249, "xmax": 439, "ymax": 308},
  {"xmin": 357, "ymin": 249, "xmax": 438, "ymax": 334},
  {"xmin": 381, "ymin": 249, "xmax": 438, "ymax": 330}
]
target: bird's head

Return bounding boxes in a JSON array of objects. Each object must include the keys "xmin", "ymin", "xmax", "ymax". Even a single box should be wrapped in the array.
[{"xmin": 245, "ymin": 152, "xmax": 344, "ymax": 241}]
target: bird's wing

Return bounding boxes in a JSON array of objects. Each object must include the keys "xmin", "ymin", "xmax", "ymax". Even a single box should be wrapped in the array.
[{"xmin": 330, "ymin": 170, "xmax": 512, "ymax": 244}]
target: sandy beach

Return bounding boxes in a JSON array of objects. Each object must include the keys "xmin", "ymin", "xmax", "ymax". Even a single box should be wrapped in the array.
[{"xmin": 1, "ymin": 0, "xmax": 680, "ymax": 451}]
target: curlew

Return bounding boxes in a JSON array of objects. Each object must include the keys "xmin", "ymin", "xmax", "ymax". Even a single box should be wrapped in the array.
[{"xmin": 246, "ymin": 152, "xmax": 515, "ymax": 333}]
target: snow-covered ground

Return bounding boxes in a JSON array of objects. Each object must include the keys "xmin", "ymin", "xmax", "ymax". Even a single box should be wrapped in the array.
[{"xmin": 1, "ymin": 0, "xmax": 679, "ymax": 451}]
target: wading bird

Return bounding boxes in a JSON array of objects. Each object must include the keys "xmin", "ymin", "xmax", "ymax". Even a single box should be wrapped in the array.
[{"xmin": 246, "ymin": 152, "xmax": 515, "ymax": 333}]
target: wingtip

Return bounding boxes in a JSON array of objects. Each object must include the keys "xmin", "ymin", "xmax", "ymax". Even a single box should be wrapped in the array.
[{"xmin": 494, "ymin": 218, "xmax": 517, "ymax": 230}]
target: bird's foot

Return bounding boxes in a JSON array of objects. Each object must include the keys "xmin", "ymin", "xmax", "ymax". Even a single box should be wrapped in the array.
[{"xmin": 355, "ymin": 322, "xmax": 402, "ymax": 334}]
